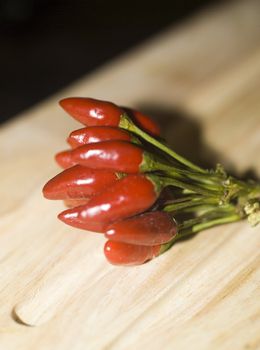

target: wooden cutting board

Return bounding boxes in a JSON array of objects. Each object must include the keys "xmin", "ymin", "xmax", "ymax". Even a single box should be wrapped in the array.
[{"xmin": 0, "ymin": 0, "xmax": 260, "ymax": 349}]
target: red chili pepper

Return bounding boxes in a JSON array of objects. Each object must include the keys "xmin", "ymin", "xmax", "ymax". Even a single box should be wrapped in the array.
[
  {"xmin": 105, "ymin": 211, "xmax": 177, "ymax": 245},
  {"xmin": 123, "ymin": 107, "xmax": 161, "ymax": 137},
  {"xmin": 104, "ymin": 241, "xmax": 161, "ymax": 266},
  {"xmin": 43, "ymin": 165, "xmax": 118, "ymax": 200},
  {"xmin": 55, "ymin": 150, "xmax": 76, "ymax": 169},
  {"xmin": 63, "ymin": 198, "xmax": 90, "ymax": 208},
  {"xmin": 70, "ymin": 140, "xmax": 151, "ymax": 173},
  {"xmin": 58, "ymin": 174, "xmax": 161, "ymax": 232},
  {"xmin": 67, "ymin": 126, "xmax": 132, "ymax": 148},
  {"xmin": 59, "ymin": 97, "xmax": 123, "ymax": 126},
  {"xmin": 60, "ymin": 97, "xmax": 161, "ymax": 137}
]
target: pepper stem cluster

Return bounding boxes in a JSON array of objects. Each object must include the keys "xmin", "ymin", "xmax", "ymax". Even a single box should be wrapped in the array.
[{"xmin": 120, "ymin": 113, "xmax": 260, "ymax": 252}]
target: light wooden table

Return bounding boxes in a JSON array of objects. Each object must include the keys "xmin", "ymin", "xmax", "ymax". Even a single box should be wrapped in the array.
[{"xmin": 0, "ymin": 0, "xmax": 260, "ymax": 349}]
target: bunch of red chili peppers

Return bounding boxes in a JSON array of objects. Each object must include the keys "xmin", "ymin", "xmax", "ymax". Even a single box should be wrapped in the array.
[{"xmin": 43, "ymin": 98, "xmax": 260, "ymax": 266}]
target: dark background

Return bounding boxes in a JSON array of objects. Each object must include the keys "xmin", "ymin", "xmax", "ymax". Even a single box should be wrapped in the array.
[{"xmin": 0, "ymin": 0, "xmax": 220, "ymax": 124}]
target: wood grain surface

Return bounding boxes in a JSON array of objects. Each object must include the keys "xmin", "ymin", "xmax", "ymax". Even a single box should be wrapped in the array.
[{"xmin": 0, "ymin": 0, "xmax": 260, "ymax": 349}]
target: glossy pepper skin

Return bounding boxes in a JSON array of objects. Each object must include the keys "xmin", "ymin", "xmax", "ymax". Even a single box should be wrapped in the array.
[
  {"xmin": 55, "ymin": 150, "xmax": 76, "ymax": 169},
  {"xmin": 67, "ymin": 126, "xmax": 132, "ymax": 148},
  {"xmin": 104, "ymin": 241, "xmax": 161, "ymax": 266},
  {"xmin": 123, "ymin": 107, "xmax": 161, "ymax": 137},
  {"xmin": 59, "ymin": 97, "xmax": 123, "ymax": 127},
  {"xmin": 42, "ymin": 165, "xmax": 118, "ymax": 200},
  {"xmin": 58, "ymin": 174, "xmax": 160, "ymax": 232},
  {"xmin": 70, "ymin": 140, "xmax": 147, "ymax": 173},
  {"xmin": 60, "ymin": 97, "xmax": 161, "ymax": 137},
  {"xmin": 105, "ymin": 211, "xmax": 177, "ymax": 245},
  {"xmin": 63, "ymin": 198, "xmax": 90, "ymax": 208}
]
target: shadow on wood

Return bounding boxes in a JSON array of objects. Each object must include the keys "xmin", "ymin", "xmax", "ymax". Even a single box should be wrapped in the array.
[
  {"xmin": 136, "ymin": 103, "xmax": 260, "ymax": 182},
  {"xmin": 136, "ymin": 103, "xmax": 220, "ymax": 169}
]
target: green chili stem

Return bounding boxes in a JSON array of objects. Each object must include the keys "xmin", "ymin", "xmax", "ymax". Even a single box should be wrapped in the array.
[
  {"xmin": 120, "ymin": 114, "xmax": 205, "ymax": 173},
  {"xmin": 163, "ymin": 197, "xmax": 218, "ymax": 212},
  {"xmin": 159, "ymin": 212, "xmax": 241, "ymax": 255},
  {"xmin": 179, "ymin": 206, "xmax": 237, "ymax": 230},
  {"xmin": 248, "ymin": 184, "xmax": 260, "ymax": 199},
  {"xmin": 154, "ymin": 161, "xmax": 223, "ymax": 192},
  {"xmin": 161, "ymin": 176, "xmax": 220, "ymax": 197}
]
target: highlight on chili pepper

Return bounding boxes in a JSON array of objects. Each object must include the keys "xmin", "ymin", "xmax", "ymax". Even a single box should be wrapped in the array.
[
  {"xmin": 43, "ymin": 97, "xmax": 260, "ymax": 266},
  {"xmin": 67, "ymin": 126, "xmax": 134, "ymax": 148},
  {"xmin": 58, "ymin": 174, "xmax": 161, "ymax": 232}
]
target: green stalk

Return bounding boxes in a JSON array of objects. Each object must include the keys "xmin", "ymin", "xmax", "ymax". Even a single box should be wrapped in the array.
[
  {"xmin": 164, "ymin": 194, "xmax": 204, "ymax": 203},
  {"xmin": 178, "ymin": 205, "xmax": 238, "ymax": 230},
  {"xmin": 183, "ymin": 214, "xmax": 241, "ymax": 234},
  {"xmin": 160, "ymin": 176, "xmax": 221, "ymax": 197},
  {"xmin": 153, "ymin": 161, "xmax": 223, "ymax": 192},
  {"xmin": 247, "ymin": 184, "xmax": 260, "ymax": 199},
  {"xmin": 163, "ymin": 197, "xmax": 218, "ymax": 212},
  {"xmin": 159, "ymin": 212, "xmax": 241, "ymax": 255},
  {"xmin": 120, "ymin": 114, "xmax": 206, "ymax": 173}
]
